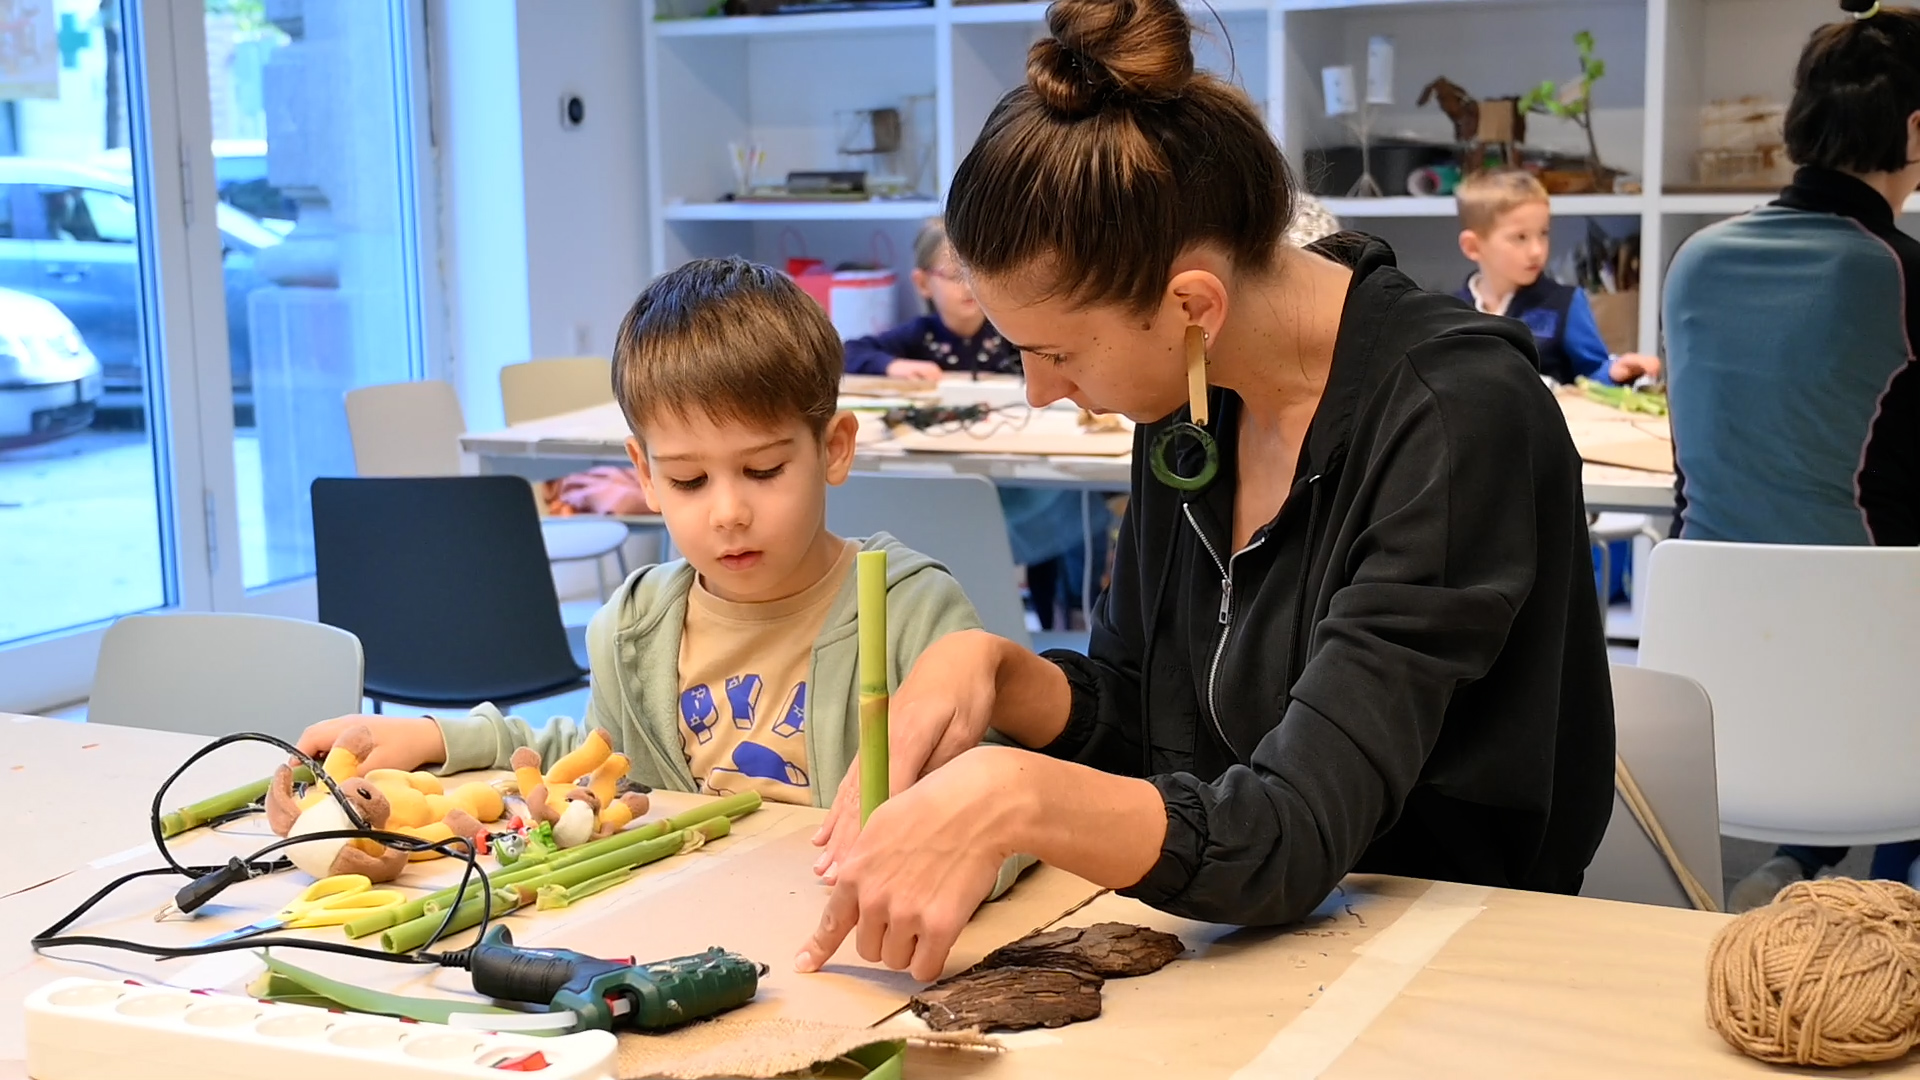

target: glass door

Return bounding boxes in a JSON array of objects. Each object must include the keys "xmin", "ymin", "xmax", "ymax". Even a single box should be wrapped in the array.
[
  {"xmin": 201, "ymin": 0, "xmax": 430, "ymax": 595},
  {"xmin": 0, "ymin": 0, "xmax": 212, "ymax": 708}
]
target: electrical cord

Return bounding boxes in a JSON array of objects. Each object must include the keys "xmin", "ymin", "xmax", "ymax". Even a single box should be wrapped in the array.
[{"xmin": 31, "ymin": 732, "xmax": 497, "ymax": 968}]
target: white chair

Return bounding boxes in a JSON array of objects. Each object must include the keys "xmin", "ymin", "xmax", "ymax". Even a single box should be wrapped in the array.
[
  {"xmin": 88, "ymin": 613, "xmax": 364, "ymax": 741},
  {"xmin": 1581, "ymin": 665, "xmax": 1724, "ymax": 910},
  {"xmin": 827, "ymin": 472, "xmax": 1032, "ymax": 649},
  {"xmin": 343, "ymin": 380, "xmax": 632, "ymax": 596},
  {"xmin": 1640, "ymin": 540, "xmax": 1920, "ymax": 848},
  {"xmin": 500, "ymin": 357, "xmax": 613, "ymax": 427}
]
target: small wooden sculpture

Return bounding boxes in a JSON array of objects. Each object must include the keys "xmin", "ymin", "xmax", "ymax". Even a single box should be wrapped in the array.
[{"xmin": 1419, "ymin": 76, "xmax": 1527, "ymax": 172}]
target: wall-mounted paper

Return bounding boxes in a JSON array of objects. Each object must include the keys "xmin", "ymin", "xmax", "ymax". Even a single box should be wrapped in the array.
[
  {"xmin": 1365, "ymin": 36, "xmax": 1395, "ymax": 107},
  {"xmin": 1322, "ymin": 65, "xmax": 1357, "ymax": 117}
]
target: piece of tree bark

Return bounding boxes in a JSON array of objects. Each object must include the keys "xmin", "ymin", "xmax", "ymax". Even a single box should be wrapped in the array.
[
  {"xmin": 910, "ymin": 967, "xmax": 1105, "ymax": 1033},
  {"xmin": 975, "ymin": 922, "xmax": 1185, "ymax": 978}
]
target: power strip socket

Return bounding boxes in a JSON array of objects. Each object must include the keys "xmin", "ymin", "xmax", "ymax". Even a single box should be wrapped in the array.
[{"xmin": 25, "ymin": 978, "xmax": 618, "ymax": 1080}]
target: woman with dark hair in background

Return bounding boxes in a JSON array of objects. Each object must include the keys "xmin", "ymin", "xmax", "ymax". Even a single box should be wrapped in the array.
[
  {"xmin": 1664, "ymin": 0, "xmax": 1920, "ymax": 911},
  {"xmin": 794, "ymin": 0, "xmax": 1615, "ymax": 981}
]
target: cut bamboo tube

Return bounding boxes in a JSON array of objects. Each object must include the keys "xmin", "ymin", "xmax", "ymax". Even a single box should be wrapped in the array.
[
  {"xmin": 380, "ymin": 817, "xmax": 731, "ymax": 953},
  {"xmin": 159, "ymin": 766, "xmax": 313, "ymax": 838},
  {"xmin": 344, "ymin": 791, "xmax": 760, "ymax": 939},
  {"xmin": 857, "ymin": 550, "xmax": 889, "ymax": 825}
]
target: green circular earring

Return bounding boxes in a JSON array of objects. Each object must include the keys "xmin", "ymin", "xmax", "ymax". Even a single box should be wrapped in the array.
[
  {"xmin": 1150, "ymin": 324, "xmax": 1220, "ymax": 491},
  {"xmin": 1150, "ymin": 420, "xmax": 1219, "ymax": 491}
]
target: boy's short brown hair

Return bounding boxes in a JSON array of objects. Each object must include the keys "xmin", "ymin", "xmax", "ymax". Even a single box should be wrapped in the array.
[
  {"xmin": 612, "ymin": 256, "xmax": 842, "ymax": 440},
  {"xmin": 1455, "ymin": 169, "xmax": 1550, "ymax": 235}
]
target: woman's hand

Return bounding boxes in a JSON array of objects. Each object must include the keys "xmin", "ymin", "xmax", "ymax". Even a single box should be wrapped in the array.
[
  {"xmin": 885, "ymin": 359, "xmax": 944, "ymax": 383},
  {"xmin": 295, "ymin": 715, "xmax": 447, "ymax": 773},
  {"xmin": 796, "ymin": 746, "xmax": 1024, "ymax": 982},
  {"xmin": 812, "ymin": 630, "xmax": 1009, "ymax": 880},
  {"xmin": 557, "ymin": 466, "xmax": 653, "ymax": 516}
]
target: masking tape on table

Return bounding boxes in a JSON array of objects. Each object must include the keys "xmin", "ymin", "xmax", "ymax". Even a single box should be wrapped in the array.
[{"xmin": 1229, "ymin": 881, "xmax": 1492, "ymax": 1080}]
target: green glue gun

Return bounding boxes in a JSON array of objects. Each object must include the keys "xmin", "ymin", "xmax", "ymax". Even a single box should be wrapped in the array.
[{"xmin": 451, "ymin": 925, "xmax": 762, "ymax": 1032}]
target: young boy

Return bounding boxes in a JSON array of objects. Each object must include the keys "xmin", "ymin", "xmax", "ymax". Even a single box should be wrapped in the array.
[
  {"xmin": 842, "ymin": 218, "xmax": 1023, "ymax": 382},
  {"xmin": 1454, "ymin": 169, "xmax": 1661, "ymax": 386},
  {"xmin": 297, "ymin": 257, "xmax": 982, "ymax": 806}
]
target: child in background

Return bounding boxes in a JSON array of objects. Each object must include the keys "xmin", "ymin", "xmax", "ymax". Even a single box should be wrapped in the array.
[
  {"xmin": 845, "ymin": 219, "xmax": 1110, "ymax": 630},
  {"xmin": 1454, "ymin": 169, "xmax": 1661, "ymax": 386},
  {"xmin": 299, "ymin": 257, "xmax": 981, "ymax": 807},
  {"xmin": 843, "ymin": 218, "xmax": 1020, "ymax": 381}
]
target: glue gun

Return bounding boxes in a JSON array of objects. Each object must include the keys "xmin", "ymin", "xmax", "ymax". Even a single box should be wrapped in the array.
[{"xmin": 442, "ymin": 925, "xmax": 762, "ymax": 1032}]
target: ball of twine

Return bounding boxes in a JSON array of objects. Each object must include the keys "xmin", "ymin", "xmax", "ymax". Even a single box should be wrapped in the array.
[{"xmin": 1707, "ymin": 878, "xmax": 1920, "ymax": 1066}]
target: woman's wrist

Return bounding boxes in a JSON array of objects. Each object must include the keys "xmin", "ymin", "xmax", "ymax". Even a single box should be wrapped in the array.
[
  {"xmin": 983, "ymin": 749, "xmax": 1167, "ymax": 890},
  {"xmin": 983, "ymin": 632, "xmax": 1074, "ymax": 749}
]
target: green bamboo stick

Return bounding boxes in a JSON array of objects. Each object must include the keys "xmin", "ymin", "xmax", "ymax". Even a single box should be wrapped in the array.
[
  {"xmin": 857, "ymin": 550, "xmax": 889, "ymax": 825},
  {"xmin": 343, "ymin": 791, "xmax": 762, "ymax": 938},
  {"xmin": 535, "ymin": 865, "xmax": 635, "ymax": 910},
  {"xmin": 379, "ymin": 817, "xmax": 733, "ymax": 954},
  {"xmin": 159, "ymin": 766, "xmax": 313, "ymax": 838}
]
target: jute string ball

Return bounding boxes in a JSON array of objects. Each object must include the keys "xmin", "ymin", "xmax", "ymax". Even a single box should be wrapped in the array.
[{"xmin": 1707, "ymin": 878, "xmax": 1920, "ymax": 1067}]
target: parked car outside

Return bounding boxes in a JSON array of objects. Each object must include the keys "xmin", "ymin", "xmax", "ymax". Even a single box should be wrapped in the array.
[
  {"xmin": 0, "ymin": 286, "xmax": 103, "ymax": 448},
  {"xmin": 0, "ymin": 157, "xmax": 283, "ymax": 416},
  {"xmin": 91, "ymin": 140, "xmax": 296, "ymax": 236}
]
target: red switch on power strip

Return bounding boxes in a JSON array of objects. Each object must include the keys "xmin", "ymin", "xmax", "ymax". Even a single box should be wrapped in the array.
[{"xmin": 491, "ymin": 1050, "xmax": 550, "ymax": 1071}]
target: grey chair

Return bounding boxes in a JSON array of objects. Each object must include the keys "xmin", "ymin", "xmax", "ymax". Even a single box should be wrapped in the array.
[
  {"xmin": 344, "ymin": 379, "xmax": 633, "ymax": 597},
  {"xmin": 1580, "ymin": 664, "xmax": 1724, "ymax": 910},
  {"xmin": 87, "ymin": 613, "xmax": 364, "ymax": 740},
  {"xmin": 826, "ymin": 472, "xmax": 1032, "ymax": 649}
]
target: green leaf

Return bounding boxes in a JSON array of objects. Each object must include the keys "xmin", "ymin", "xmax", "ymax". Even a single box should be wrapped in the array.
[
  {"xmin": 1575, "ymin": 29, "xmax": 1595, "ymax": 54},
  {"xmin": 1587, "ymin": 57, "xmax": 1607, "ymax": 81}
]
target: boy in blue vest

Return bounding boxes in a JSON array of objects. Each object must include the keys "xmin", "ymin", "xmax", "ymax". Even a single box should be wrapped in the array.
[{"xmin": 1453, "ymin": 169, "xmax": 1660, "ymax": 386}]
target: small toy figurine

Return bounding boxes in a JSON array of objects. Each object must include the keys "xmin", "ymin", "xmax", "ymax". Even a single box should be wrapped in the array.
[{"xmin": 510, "ymin": 730, "xmax": 650, "ymax": 849}]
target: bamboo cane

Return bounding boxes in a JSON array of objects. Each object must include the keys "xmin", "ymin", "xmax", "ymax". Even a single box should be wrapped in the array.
[
  {"xmin": 343, "ymin": 790, "xmax": 760, "ymax": 939},
  {"xmin": 857, "ymin": 550, "xmax": 889, "ymax": 824},
  {"xmin": 378, "ymin": 817, "xmax": 732, "ymax": 953}
]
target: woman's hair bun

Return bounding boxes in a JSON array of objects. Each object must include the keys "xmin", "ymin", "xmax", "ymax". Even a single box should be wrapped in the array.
[
  {"xmin": 1027, "ymin": 0, "xmax": 1197, "ymax": 119},
  {"xmin": 1839, "ymin": 0, "xmax": 1879, "ymax": 13}
]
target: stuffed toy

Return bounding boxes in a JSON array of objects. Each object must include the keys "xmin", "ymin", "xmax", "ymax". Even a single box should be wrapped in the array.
[
  {"xmin": 510, "ymin": 729, "xmax": 649, "ymax": 848},
  {"xmin": 264, "ymin": 725, "xmax": 510, "ymax": 881},
  {"xmin": 265, "ymin": 727, "xmax": 408, "ymax": 882}
]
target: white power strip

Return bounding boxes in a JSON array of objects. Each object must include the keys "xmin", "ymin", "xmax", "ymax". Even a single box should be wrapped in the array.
[{"xmin": 25, "ymin": 978, "xmax": 619, "ymax": 1080}]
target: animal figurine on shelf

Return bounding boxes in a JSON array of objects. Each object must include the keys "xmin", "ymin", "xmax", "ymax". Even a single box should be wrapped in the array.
[
  {"xmin": 265, "ymin": 726, "xmax": 408, "ymax": 882},
  {"xmin": 1418, "ymin": 76, "xmax": 1527, "ymax": 171},
  {"xmin": 511, "ymin": 729, "xmax": 651, "ymax": 849}
]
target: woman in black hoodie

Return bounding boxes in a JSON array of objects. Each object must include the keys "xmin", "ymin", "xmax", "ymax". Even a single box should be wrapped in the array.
[{"xmin": 796, "ymin": 0, "xmax": 1615, "ymax": 983}]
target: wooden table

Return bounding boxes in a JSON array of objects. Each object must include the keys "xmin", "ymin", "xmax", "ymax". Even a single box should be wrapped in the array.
[
  {"xmin": 4, "ymin": 717, "xmax": 1887, "ymax": 1079},
  {"xmin": 460, "ymin": 379, "xmax": 1678, "ymax": 514}
]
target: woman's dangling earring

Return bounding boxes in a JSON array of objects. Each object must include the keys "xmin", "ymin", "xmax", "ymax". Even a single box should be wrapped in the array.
[{"xmin": 1149, "ymin": 325, "xmax": 1220, "ymax": 491}]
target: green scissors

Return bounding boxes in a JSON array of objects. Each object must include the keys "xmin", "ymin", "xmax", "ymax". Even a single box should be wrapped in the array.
[{"xmin": 192, "ymin": 874, "xmax": 407, "ymax": 947}]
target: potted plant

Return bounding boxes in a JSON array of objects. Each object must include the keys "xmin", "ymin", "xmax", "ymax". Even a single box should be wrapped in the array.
[{"xmin": 1520, "ymin": 31, "xmax": 1610, "ymax": 191}]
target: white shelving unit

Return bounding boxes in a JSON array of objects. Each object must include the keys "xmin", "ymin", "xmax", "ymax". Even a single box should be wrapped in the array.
[{"xmin": 639, "ymin": 0, "xmax": 1878, "ymax": 354}]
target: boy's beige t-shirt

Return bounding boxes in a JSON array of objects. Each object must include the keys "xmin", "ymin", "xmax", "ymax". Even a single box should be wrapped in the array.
[{"xmin": 676, "ymin": 540, "xmax": 857, "ymax": 805}]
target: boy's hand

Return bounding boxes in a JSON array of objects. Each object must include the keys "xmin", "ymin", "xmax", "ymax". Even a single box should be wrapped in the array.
[
  {"xmin": 812, "ymin": 630, "xmax": 1005, "ymax": 880},
  {"xmin": 295, "ymin": 715, "xmax": 448, "ymax": 773},
  {"xmin": 885, "ymin": 359, "xmax": 943, "ymax": 383},
  {"xmin": 557, "ymin": 467, "xmax": 651, "ymax": 516},
  {"xmin": 1608, "ymin": 353, "xmax": 1662, "ymax": 384}
]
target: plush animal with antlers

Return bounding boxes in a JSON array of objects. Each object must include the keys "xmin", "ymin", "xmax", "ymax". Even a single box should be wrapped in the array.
[{"xmin": 1419, "ymin": 77, "xmax": 1527, "ymax": 170}]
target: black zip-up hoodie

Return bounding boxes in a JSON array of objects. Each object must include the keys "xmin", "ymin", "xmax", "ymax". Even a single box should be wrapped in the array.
[{"xmin": 1040, "ymin": 235, "xmax": 1615, "ymax": 927}]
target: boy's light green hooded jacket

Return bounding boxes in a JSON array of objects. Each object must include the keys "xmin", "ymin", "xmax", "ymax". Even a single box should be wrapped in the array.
[{"xmin": 432, "ymin": 533, "xmax": 980, "ymax": 808}]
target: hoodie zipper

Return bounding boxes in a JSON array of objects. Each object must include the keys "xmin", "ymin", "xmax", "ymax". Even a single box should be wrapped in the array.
[{"xmin": 1183, "ymin": 503, "xmax": 1267, "ymax": 760}]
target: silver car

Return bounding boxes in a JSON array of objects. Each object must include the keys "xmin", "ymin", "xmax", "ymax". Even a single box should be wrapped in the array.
[{"xmin": 0, "ymin": 288, "xmax": 102, "ymax": 448}]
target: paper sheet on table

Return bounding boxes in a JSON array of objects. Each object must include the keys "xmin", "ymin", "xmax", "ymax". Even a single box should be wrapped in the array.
[
  {"xmin": 533, "ymin": 811, "xmax": 1103, "ymax": 1029},
  {"xmin": 2, "ymin": 719, "xmax": 281, "ymax": 900}
]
